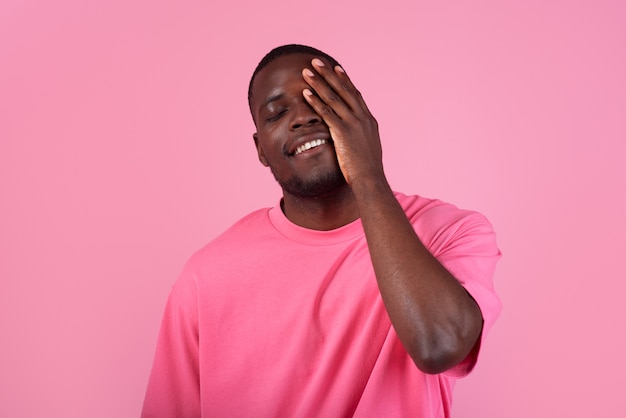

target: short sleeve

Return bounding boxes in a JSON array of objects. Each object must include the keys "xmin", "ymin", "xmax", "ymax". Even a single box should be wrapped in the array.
[
  {"xmin": 428, "ymin": 210, "xmax": 502, "ymax": 378},
  {"xmin": 141, "ymin": 264, "xmax": 201, "ymax": 417}
]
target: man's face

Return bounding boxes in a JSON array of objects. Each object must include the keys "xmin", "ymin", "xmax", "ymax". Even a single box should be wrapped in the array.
[{"xmin": 251, "ymin": 53, "xmax": 346, "ymax": 198}]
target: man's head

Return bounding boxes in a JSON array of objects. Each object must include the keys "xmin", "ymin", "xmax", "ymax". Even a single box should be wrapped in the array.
[
  {"xmin": 249, "ymin": 45, "xmax": 346, "ymax": 199},
  {"xmin": 248, "ymin": 44, "xmax": 340, "ymax": 122}
]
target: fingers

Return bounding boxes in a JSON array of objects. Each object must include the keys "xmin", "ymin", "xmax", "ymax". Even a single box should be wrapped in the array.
[
  {"xmin": 301, "ymin": 71, "xmax": 344, "ymax": 125},
  {"xmin": 301, "ymin": 58, "xmax": 371, "ymax": 121}
]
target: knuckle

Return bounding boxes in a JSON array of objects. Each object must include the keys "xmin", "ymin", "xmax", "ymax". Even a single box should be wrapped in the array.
[
  {"xmin": 326, "ymin": 92, "xmax": 340, "ymax": 103},
  {"xmin": 340, "ymin": 83, "xmax": 360, "ymax": 99},
  {"xmin": 320, "ymin": 105, "xmax": 334, "ymax": 116}
]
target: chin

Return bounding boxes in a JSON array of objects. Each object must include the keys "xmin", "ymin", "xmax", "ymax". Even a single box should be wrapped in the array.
[{"xmin": 276, "ymin": 170, "xmax": 347, "ymax": 199}]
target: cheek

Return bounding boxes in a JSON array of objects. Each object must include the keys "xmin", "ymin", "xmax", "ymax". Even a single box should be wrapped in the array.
[
  {"xmin": 259, "ymin": 132, "xmax": 285, "ymax": 158},
  {"xmin": 256, "ymin": 141, "xmax": 282, "ymax": 168}
]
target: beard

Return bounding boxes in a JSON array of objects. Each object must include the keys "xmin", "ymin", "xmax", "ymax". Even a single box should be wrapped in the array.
[{"xmin": 271, "ymin": 166, "xmax": 348, "ymax": 199}]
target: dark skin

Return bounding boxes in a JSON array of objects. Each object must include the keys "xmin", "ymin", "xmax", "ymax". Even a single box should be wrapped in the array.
[{"xmin": 251, "ymin": 54, "xmax": 483, "ymax": 374}]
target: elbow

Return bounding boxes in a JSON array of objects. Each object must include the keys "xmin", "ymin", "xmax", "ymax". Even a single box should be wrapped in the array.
[
  {"xmin": 407, "ymin": 322, "xmax": 482, "ymax": 375},
  {"xmin": 409, "ymin": 342, "xmax": 465, "ymax": 375}
]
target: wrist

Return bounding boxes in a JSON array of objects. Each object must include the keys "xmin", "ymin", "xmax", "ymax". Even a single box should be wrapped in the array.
[{"xmin": 350, "ymin": 171, "xmax": 392, "ymax": 200}]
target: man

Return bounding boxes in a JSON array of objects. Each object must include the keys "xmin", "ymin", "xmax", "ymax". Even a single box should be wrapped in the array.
[{"xmin": 142, "ymin": 44, "xmax": 501, "ymax": 417}]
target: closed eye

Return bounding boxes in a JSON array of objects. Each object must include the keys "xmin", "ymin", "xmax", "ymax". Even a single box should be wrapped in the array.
[{"xmin": 266, "ymin": 109, "xmax": 287, "ymax": 122}]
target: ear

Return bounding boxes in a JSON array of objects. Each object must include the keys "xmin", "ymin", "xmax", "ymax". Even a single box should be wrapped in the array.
[{"xmin": 253, "ymin": 133, "xmax": 269, "ymax": 167}]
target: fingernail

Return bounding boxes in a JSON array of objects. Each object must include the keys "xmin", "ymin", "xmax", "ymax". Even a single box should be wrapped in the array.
[
  {"xmin": 312, "ymin": 58, "xmax": 324, "ymax": 67},
  {"xmin": 303, "ymin": 88, "xmax": 313, "ymax": 96},
  {"xmin": 303, "ymin": 68, "xmax": 315, "ymax": 77},
  {"xmin": 335, "ymin": 65, "xmax": 345, "ymax": 73}
]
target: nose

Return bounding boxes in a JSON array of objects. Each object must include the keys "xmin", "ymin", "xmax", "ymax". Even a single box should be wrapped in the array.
[{"xmin": 290, "ymin": 102, "xmax": 321, "ymax": 130}]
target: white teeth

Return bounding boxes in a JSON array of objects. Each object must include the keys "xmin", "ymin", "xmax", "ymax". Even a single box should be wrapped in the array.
[{"xmin": 295, "ymin": 139, "xmax": 327, "ymax": 155}]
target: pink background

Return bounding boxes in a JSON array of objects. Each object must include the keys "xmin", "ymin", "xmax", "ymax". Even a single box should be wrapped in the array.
[{"xmin": 1, "ymin": 0, "xmax": 625, "ymax": 417}]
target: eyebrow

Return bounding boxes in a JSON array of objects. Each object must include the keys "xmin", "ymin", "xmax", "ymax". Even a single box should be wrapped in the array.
[{"xmin": 263, "ymin": 93, "xmax": 285, "ymax": 108}]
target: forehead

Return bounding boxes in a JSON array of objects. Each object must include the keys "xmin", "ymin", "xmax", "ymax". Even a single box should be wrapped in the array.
[{"xmin": 251, "ymin": 53, "xmax": 315, "ymax": 107}]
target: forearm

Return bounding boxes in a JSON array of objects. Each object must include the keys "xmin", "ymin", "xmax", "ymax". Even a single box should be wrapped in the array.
[{"xmin": 351, "ymin": 176, "xmax": 483, "ymax": 374}]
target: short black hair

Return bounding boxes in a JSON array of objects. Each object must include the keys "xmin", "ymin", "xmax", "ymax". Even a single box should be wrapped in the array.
[{"xmin": 247, "ymin": 44, "xmax": 341, "ymax": 116}]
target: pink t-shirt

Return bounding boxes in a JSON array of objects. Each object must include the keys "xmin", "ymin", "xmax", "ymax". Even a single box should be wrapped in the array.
[{"xmin": 142, "ymin": 192, "xmax": 501, "ymax": 417}]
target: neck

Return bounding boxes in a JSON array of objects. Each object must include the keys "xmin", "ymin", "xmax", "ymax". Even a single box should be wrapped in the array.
[{"xmin": 281, "ymin": 184, "xmax": 359, "ymax": 231}]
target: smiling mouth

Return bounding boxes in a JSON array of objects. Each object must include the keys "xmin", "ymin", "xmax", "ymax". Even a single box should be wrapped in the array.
[{"xmin": 294, "ymin": 139, "xmax": 328, "ymax": 156}]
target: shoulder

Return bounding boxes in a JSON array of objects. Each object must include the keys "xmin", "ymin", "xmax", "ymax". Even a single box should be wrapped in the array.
[
  {"xmin": 188, "ymin": 208, "xmax": 274, "ymax": 264},
  {"xmin": 171, "ymin": 207, "xmax": 274, "ymax": 290},
  {"xmin": 395, "ymin": 191, "xmax": 493, "ymax": 229},
  {"xmin": 394, "ymin": 191, "xmax": 497, "ymax": 256}
]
